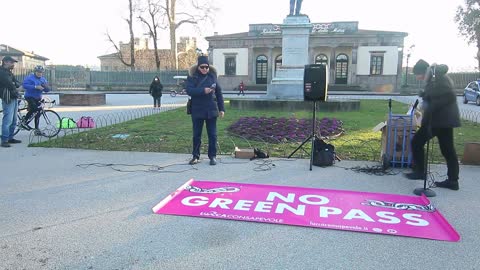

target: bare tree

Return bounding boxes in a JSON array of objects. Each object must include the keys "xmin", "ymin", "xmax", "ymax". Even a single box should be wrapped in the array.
[
  {"xmin": 159, "ymin": 0, "xmax": 217, "ymax": 69},
  {"xmin": 455, "ymin": 0, "xmax": 480, "ymax": 71},
  {"xmin": 138, "ymin": 0, "xmax": 166, "ymax": 71},
  {"xmin": 106, "ymin": 0, "xmax": 137, "ymax": 71}
]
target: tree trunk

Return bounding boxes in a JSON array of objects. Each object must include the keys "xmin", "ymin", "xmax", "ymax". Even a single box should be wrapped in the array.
[
  {"xmin": 128, "ymin": 0, "xmax": 136, "ymax": 71},
  {"xmin": 169, "ymin": 0, "xmax": 177, "ymax": 70},
  {"xmin": 152, "ymin": 15, "xmax": 160, "ymax": 71},
  {"xmin": 477, "ymin": 36, "xmax": 480, "ymax": 72}
]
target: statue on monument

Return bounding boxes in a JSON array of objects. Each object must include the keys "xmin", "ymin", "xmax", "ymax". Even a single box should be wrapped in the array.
[{"xmin": 289, "ymin": 0, "xmax": 303, "ymax": 15}]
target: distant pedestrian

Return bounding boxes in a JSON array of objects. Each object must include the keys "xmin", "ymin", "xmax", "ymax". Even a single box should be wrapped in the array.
[
  {"xmin": 149, "ymin": 76, "xmax": 163, "ymax": 108},
  {"xmin": 22, "ymin": 65, "xmax": 51, "ymax": 135},
  {"xmin": 0, "ymin": 56, "xmax": 22, "ymax": 147},
  {"xmin": 238, "ymin": 81, "xmax": 245, "ymax": 96}
]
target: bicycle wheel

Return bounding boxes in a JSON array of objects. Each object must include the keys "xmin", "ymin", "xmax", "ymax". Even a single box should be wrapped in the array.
[
  {"xmin": 13, "ymin": 110, "xmax": 32, "ymax": 136},
  {"xmin": 170, "ymin": 91, "xmax": 177, "ymax": 97},
  {"xmin": 37, "ymin": 110, "xmax": 62, "ymax": 138}
]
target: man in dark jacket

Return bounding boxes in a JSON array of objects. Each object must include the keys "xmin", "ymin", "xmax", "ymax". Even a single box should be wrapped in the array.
[
  {"xmin": 404, "ymin": 59, "xmax": 461, "ymax": 191},
  {"xmin": 186, "ymin": 55, "xmax": 225, "ymax": 165},
  {"xmin": 0, "ymin": 56, "xmax": 22, "ymax": 147}
]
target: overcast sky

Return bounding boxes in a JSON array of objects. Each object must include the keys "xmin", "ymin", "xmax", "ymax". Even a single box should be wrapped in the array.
[{"xmin": 1, "ymin": 0, "xmax": 477, "ymax": 71}]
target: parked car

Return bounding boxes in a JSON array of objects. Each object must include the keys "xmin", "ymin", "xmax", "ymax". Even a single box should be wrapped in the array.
[{"xmin": 463, "ymin": 80, "xmax": 480, "ymax": 106}]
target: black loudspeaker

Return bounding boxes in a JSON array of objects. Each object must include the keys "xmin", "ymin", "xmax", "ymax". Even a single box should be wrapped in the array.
[{"xmin": 304, "ymin": 64, "xmax": 328, "ymax": 102}]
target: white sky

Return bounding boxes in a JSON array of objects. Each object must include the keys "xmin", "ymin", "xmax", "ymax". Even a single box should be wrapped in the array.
[{"xmin": 1, "ymin": 0, "xmax": 477, "ymax": 71}]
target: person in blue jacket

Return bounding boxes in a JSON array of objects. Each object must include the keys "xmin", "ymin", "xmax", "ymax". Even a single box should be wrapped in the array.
[
  {"xmin": 22, "ymin": 65, "xmax": 50, "ymax": 134},
  {"xmin": 186, "ymin": 55, "xmax": 225, "ymax": 165}
]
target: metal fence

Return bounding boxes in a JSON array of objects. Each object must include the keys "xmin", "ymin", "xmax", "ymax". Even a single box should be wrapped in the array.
[
  {"xmin": 90, "ymin": 70, "xmax": 188, "ymax": 87},
  {"xmin": 13, "ymin": 68, "xmax": 188, "ymax": 90},
  {"xmin": 402, "ymin": 72, "xmax": 480, "ymax": 89},
  {"xmin": 13, "ymin": 67, "xmax": 479, "ymax": 91}
]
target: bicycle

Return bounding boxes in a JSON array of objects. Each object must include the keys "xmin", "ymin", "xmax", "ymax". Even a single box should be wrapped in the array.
[{"xmin": 13, "ymin": 98, "xmax": 62, "ymax": 138}]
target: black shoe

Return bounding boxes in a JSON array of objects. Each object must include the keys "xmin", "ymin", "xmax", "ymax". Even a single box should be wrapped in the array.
[
  {"xmin": 1, "ymin": 142, "xmax": 11, "ymax": 148},
  {"xmin": 404, "ymin": 171, "xmax": 424, "ymax": 180},
  {"xmin": 189, "ymin": 158, "xmax": 199, "ymax": 165},
  {"xmin": 209, "ymin": 158, "xmax": 217, "ymax": 166},
  {"xmin": 8, "ymin": 138, "xmax": 22, "ymax": 144},
  {"xmin": 435, "ymin": 180, "xmax": 459, "ymax": 191}
]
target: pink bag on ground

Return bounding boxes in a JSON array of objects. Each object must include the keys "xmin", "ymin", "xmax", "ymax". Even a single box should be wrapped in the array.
[{"xmin": 77, "ymin": 116, "xmax": 96, "ymax": 128}]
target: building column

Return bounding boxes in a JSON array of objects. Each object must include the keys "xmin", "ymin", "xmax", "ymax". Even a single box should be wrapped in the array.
[
  {"xmin": 248, "ymin": 47, "xmax": 254, "ymax": 84},
  {"xmin": 330, "ymin": 47, "xmax": 336, "ymax": 84},
  {"xmin": 268, "ymin": 47, "xmax": 274, "ymax": 83},
  {"xmin": 309, "ymin": 47, "xmax": 315, "ymax": 64},
  {"xmin": 351, "ymin": 46, "xmax": 358, "ymax": 85}
]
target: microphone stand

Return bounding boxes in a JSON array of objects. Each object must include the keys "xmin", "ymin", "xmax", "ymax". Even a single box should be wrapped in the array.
[{"xmin": 413, "ymin": 102, "xmax": 436, "ymax": 197}]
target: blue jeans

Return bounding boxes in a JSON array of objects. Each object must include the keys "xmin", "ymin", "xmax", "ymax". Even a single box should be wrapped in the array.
[
  {"xmin": 1, "ymin": 99, "xmax": 18, "ymax": 142},
  {"xmin": 192, "ymin": 117, "xmax": 217, "ymax": 159}
]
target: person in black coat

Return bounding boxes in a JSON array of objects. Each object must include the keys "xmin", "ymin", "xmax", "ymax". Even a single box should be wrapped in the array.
[
  {"xmin": 149, "ymin": 76, "xmax": 163, "ymax": 108},
  {"xmin": 186, "ymin": 55, "xmax": 225, "ymax": 165},
  {"xmin": 404, "ymin": 59, "xmax": 461, "ymax": 190},
  {"xmin": 0, "ymin": 56, "xmax": 22, "ymax": 147}
]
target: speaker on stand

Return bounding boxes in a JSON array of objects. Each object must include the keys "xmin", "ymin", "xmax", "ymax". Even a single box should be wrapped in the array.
[{"xmin": 288, "ymin": 64, "xmax": 329, "ymax": 170}]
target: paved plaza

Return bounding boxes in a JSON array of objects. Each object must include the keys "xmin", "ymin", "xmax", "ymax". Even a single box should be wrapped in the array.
[{"xmin": 1, "ymin": 93, "xmax": 479, "ymax": 269}]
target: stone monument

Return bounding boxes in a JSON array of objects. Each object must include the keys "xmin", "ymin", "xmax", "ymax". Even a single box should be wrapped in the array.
[{"xmin": 267, "ymin": 1, "xmax": 311, "ymax": 100}]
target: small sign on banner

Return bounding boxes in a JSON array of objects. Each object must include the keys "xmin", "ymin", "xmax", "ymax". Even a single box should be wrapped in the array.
[{"xmin": 152, "ymin": 180, "xmax": 460, "ymax": 242}]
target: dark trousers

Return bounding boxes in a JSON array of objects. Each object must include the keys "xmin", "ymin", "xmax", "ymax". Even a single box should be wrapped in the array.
[
  {"xmin": 153, "ymin": 96, "xmax": 161, "ymax": 107},
  {"xmin": 25, "ymin": 97, "xmax": 41, "ymax": 129},
  {"xmin": 192, "ymin": 117, "xmax": 217, "ymax": 159},
  {"xmin": 411, "ymin": 126, "xmax": 459, "ymax": 181}
]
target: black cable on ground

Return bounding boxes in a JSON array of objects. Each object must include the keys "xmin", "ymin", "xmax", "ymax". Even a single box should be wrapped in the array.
[
  {"xmin": 77, "ymin": 162, "xmax": 198, "ymax": 173},
  {"xmin": 334, "ymin": 164, "xmax": 399, "ymax": 176}
]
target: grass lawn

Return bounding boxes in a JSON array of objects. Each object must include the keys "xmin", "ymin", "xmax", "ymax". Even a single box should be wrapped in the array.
[{"xmin": 34, "ymin": 100, "xmax": 477, "ymax": 163}]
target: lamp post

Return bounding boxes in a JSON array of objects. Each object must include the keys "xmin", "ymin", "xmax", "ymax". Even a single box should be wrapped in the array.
[{"xmin": 404, "ymin": 44, "xmax": 415, "ymax": 87}]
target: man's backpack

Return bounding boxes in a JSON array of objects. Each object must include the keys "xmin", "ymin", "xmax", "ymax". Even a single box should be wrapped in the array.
[
  {"xmin": 57, "ymin": 117, "xmax": 77, "ymax": 129},
  {"xmin": 77, "ymin": 116, "xmax": 95, "ymax": 128},
  {"xmin": 312, "ymin": 138, "xmax": 336, "ymax": 167}
]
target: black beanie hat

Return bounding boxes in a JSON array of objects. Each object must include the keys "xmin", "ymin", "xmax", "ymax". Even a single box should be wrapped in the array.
[
  {"xmin": 197, "ymin": 55, "xmax": 209, "ymax": 66},
  {"xmin": 413, "ymin": 59, "xmax": 429, "ymax": 75}
]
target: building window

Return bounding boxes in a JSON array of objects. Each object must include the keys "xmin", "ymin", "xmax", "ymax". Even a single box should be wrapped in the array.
[
  {"xmin": 335, "ymin": 54, "xmax": 348, "ymax": 84},
  {"xmin": 370, "ymin": 55, "xmax": 384, "ymax": 75},
  {"xmin": 256, "ymin": 55, "xmax": 268, "ymax": 84},
  {"xmin": 225, "ymin": 56, "xmax": 236, "ymax": 76},
  {"xmin": 315, "ymin": 54, "xmax": 328, "ymax": 66},
  {"xmin": 275, "ymin": 55, "xmax": 282, "ymax": 74}
]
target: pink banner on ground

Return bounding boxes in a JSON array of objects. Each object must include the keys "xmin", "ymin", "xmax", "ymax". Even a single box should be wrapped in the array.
[{"xmin": 152, "ymin": 180, "xmax": 460, "ymax": 242}]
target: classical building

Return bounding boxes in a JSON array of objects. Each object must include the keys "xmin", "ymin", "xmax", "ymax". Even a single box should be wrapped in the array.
[
  {"xmin": 205, "ymin": 21, "xmax": 408, "ymax": 91},
  {"xmin": 0, "ymin": 44, "xmax": 49, "ymax": 68},
  {"xmin": 98, "ymin": 37, "xmax": 197, "ymax": 71}
]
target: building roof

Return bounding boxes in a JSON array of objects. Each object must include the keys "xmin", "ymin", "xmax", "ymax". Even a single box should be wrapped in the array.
[
  {"xmin": 0, "ymin": 44, "xmax": 49, "ymax": 61},
  {"xmin": 98, "ymin": 52, "xmax": 120, "ymax": 59},
  {"xmin": 206, "ymin": 27, "xmax": 408, "ymax": 41}
]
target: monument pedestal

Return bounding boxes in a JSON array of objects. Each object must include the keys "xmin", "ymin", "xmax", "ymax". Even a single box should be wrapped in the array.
[{"xmin": 267, "ymin": 15, "xmax": 312, "ymax": 100}]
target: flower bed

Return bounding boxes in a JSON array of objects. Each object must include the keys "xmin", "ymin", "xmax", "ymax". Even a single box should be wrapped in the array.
[{"xmin": 227, "ymin": 116, "xmax": 344, "ymax": 143}]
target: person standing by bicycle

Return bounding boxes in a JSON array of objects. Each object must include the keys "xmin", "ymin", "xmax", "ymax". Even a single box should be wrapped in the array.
[
  {"xmin": 22, "ymin": 65, "xmax": 51, "ymax": 135},
  {"xmin": 149, "ymin": 76, "xmax": 163, "ymax": 108},
  {"xmin": 0, "ymin": 56, "xmax": 22, "ymax": 147}
]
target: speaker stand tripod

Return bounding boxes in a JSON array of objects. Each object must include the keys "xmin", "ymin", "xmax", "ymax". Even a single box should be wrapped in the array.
[{"xmin": 288, "ymin": 101, "xmax": 320, "ymax": 171}]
